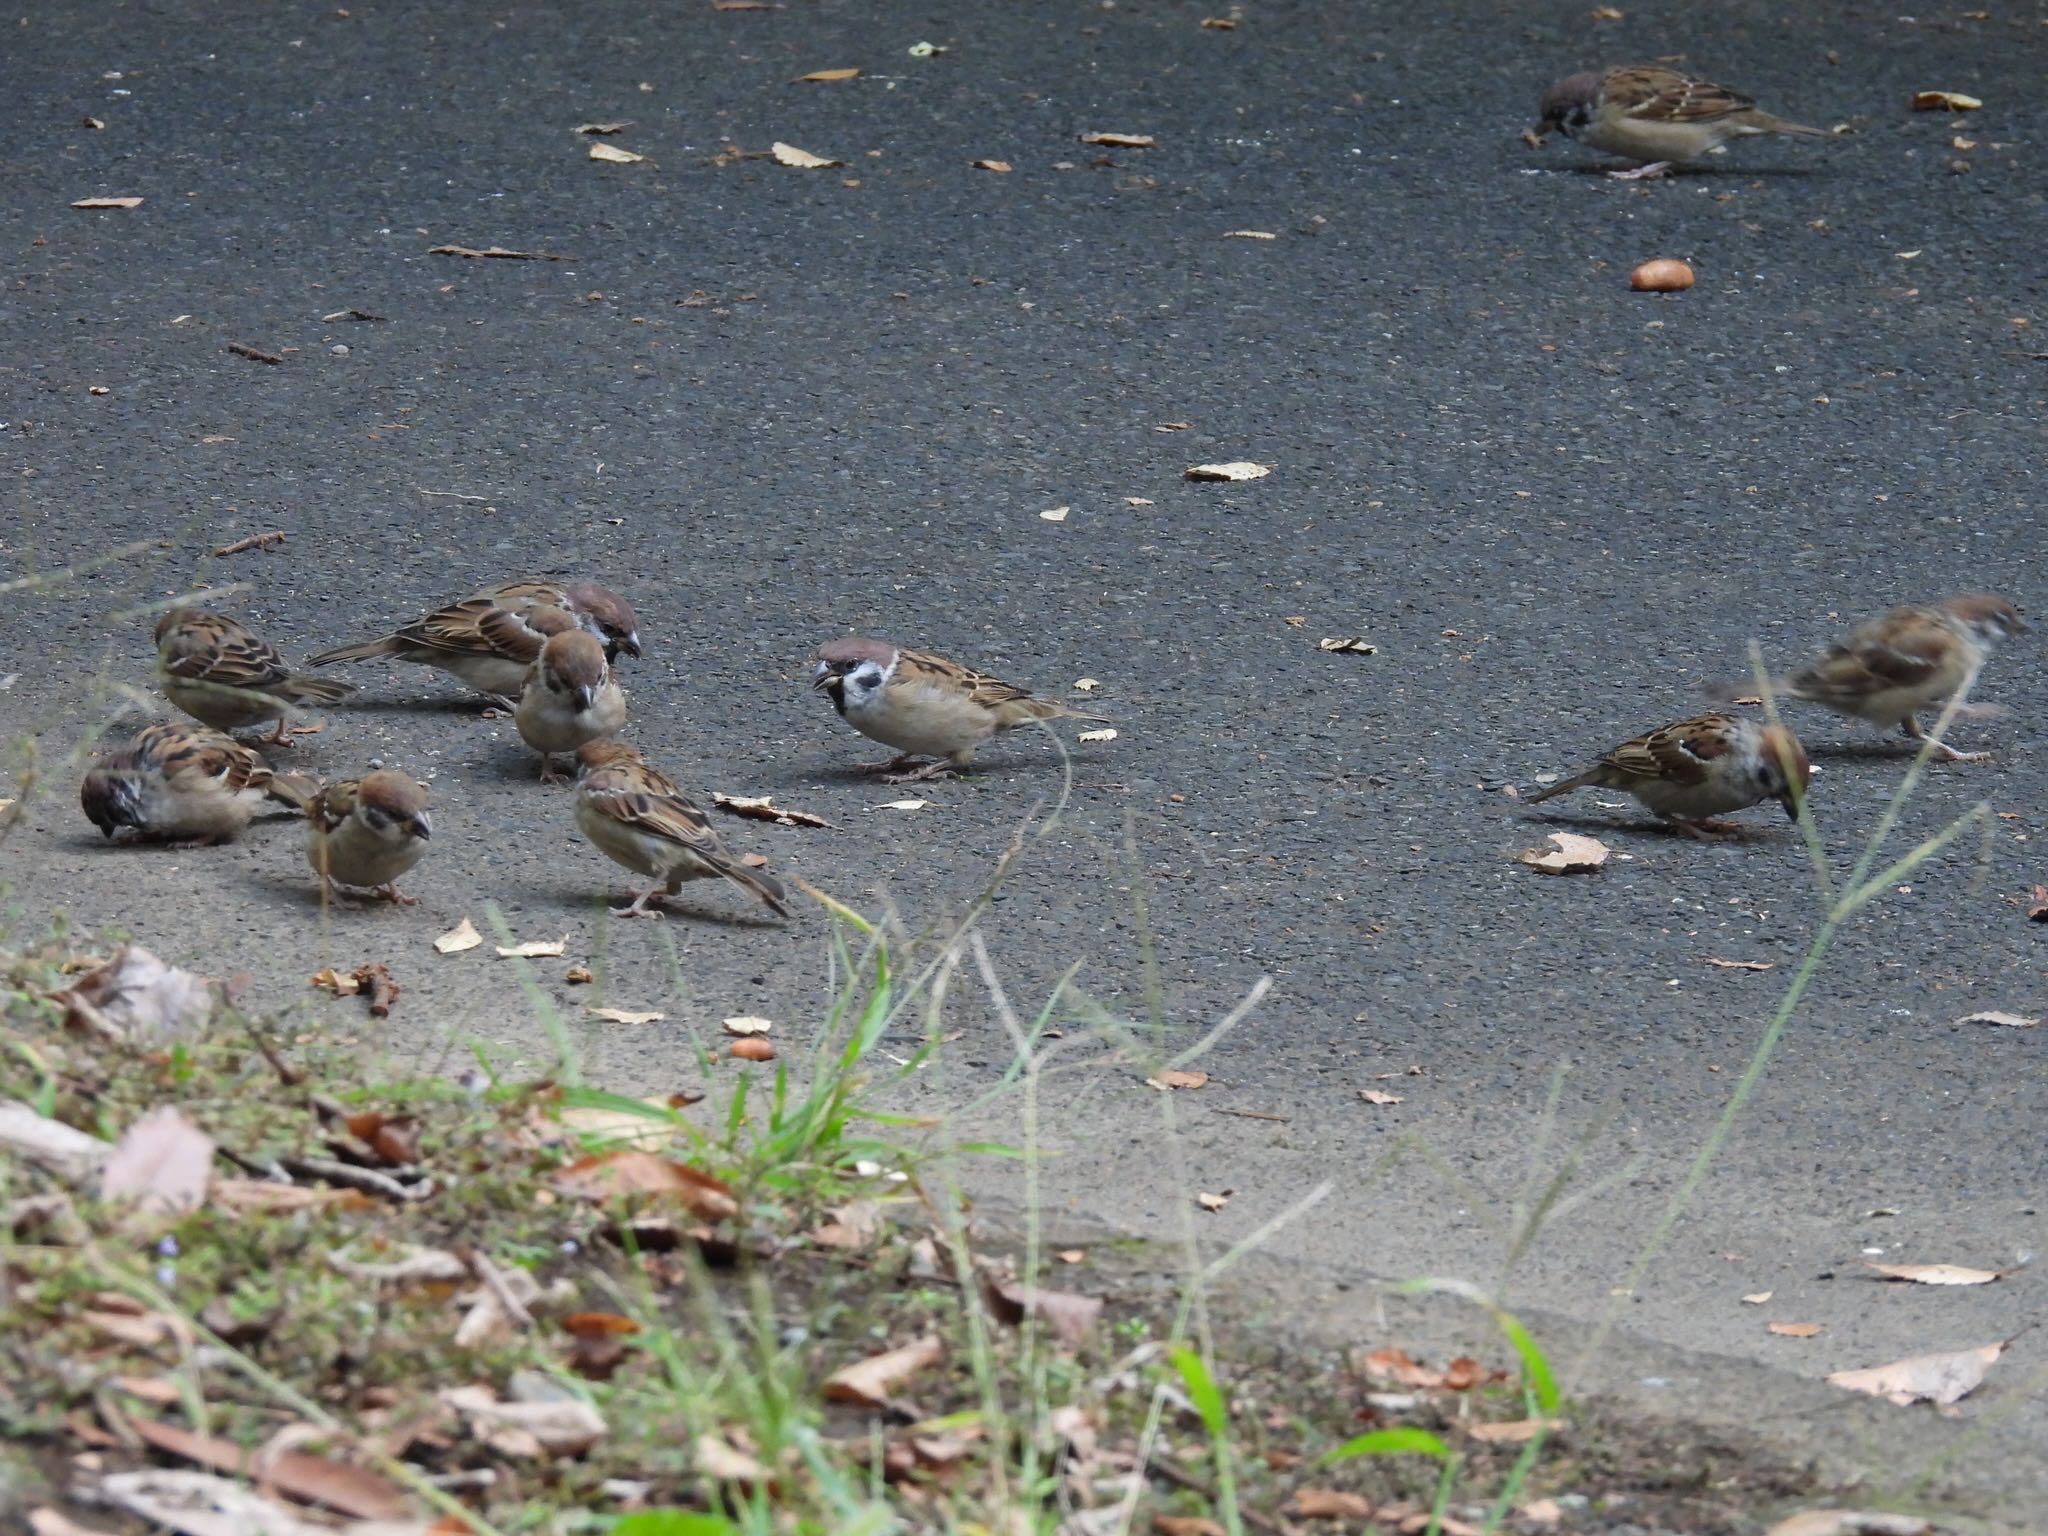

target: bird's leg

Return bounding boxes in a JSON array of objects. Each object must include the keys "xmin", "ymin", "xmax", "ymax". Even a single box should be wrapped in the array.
[
  {"xmin": 1902, "ymin": 715, "xmax": 1988, "ymax": 764},
  {"xmin": 538, "ymin": 753, "xmax": 567, "ymax": 785},
  {"xmin": 1665, "ymin": 815, "xmax": 1739, "ymax": 839},
  {"xmin": 265, "ymin": 717, "xmax": 293, "ymax": 746},
  {"xmin": 482, "ymin": 693, "xmax": 517, "ymax": 714},
  {"xmin": 853, "ymin": 754, "xmax": 920, "ymax": 777},
  {"xmin": 882, "ymin": 759, "xmax": 959, "ymax": 785},
  {"xmin": 611, "ymin": 886, "xmax": 666, "ymax": 919},
  {"xmin": 1608, "ymin": 160, "xmax": 1673, "ymax": 181},
  {"xmin": 379, "ymin": 883, "xmax": 420, "ymax": 906}
]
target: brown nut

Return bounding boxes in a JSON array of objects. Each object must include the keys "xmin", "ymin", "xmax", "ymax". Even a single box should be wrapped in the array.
[
  {"xmin": 730, "ymin": 1037, "xmax": 776, "ymax": 1063},
  {"xmin": 1630, "ymin": 258, "xmax": 1695, "ymax": 292}
]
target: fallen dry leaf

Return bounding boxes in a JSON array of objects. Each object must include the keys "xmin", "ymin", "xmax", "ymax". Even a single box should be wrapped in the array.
[
  {"xmin": 1769, "ymin": 1321, "xmax": 1823, "ymax": 1338},
  {"xmin": 553, "ymin": 1150, "xmax": 739, "ymax": 1221},
  {"xmin": 565, "ymin": 965, "xmax": 595, "ymax": 984},
  {"xmin": 1079, "ymin": 131, "xmax": 1155, "ymax": 148},
  {"xmin": 1707, "ymin": 957, "xmax": 1775, "ymax": 972},
  {"xmin": 210, "ymin": 529, "xmax": 286, "ymax": 556},
  {"xmin": 1467, "ymin": 1417, "xmax": 1564, "ymax": 1443},
  {"xmin": 1147, "ymin": 1068, "xmax": 1209, "ymax": 1090},
  {"xmin": 126, "ymin": 1415, "xmax": 407, "ymax": 1520},
  {"xmin": 1864, "ymin": 1261, "xmax": 2006, "ymax": 1286},
  {"xmin": 1200, "ymin": 16, "xmax": 1238, "ymax": 28},
  {"xmin": 878, "ymin": 798, "xmax": 929, "ymax": 811},
  {"xmin": 1590, "ymin": 4, "xmax": 1624, "ymax": 16},
  {"xmin": 722, "ymin": 1015, "xmax": 773, "ymax": 1036},
  {"xmin": 1518, "ymin": 832, "xmax": 1611, "ymax": 875},
  {"xmin": 442, "ymin": 1384, "xmax": 607, "ymax": 1456},
  {"xmin": 771, "ymin": 141, "xmax": 843, "ymax": 168},
  {"xmin": 27, "ymin": 1509, "xmax": 117, "ymax": 1536},
  {"xmin": 587, "ymin": 1007, "xmax": 665, "ymax": 1025},
  {"xmin": 810, "ymin": 1199, "xmax": 884, "ymax": 1250},
  {"xmin": 63, "ymin": 945, "xmax": 215, "ymax": 1041},
  {"xmin": 1826, "ymin": 1340, "xmax": 2007, "ymax": 1406},
  {"xmin": 1742, "ymin": 1291, "xmax": 1774, "ymax": 1305},
  {"xmin": 824, "ymin": 1335, "xmax": 943, "ymax": 1406},
  {"xmin": 1358, "ymin": 1088, "xmax": 1403, "ymax": 1106},
  {"xmin": 1912, "ymin": 90, "xmax": 1983, "ymax": 111},
  {"xmin": 429, "ymin": 244, "xmax": 578, "ymax": 260},
  {"xmin": 1184, "ymin": 461, "xmax": 1271, "ymax": 481},
  {"xmin": 73, "ymin": 195, "xmax": 144, "ymax": 209},
  {"xmin": 797, "ymin": 67, "xmax": 861, "ymax": 81},
  {"xmin": 695, "ymin": 1432, "xmax": 770, "ymax": 1484},
  {"xmin": 1767, "ymin": 1512, "xmax": 1933, "ymax": 1536},
  {"xmin": 1039, "ymin": 505, "xmax": 1070, "ymax": 522},
  {"xmin": 1223, "ymin": 229, "xmax": 1277, "ymax": 239},
  {"xmin": 712, "ymin": 791, "xmax": 836, "ymax": 829},
  {"xmin": 1073, "ymin": 677, "xmax": 1101, "ymax": 691},
  {"xmin": 1197, "ymin": 1190, "xmax": 1231, "ymax": 1212},
  {"xmin": 1292, "ymin": 1488, "xmax": 1374, "ymax": 1519},
  {"xmin": 1956, "ymin": 1009, "xmax": 2040, "ymax": 1028},
  {"xmin": 97, "ymin": 1470, "xmax": 379, "ymax": 1536},
  {"xmin": 434, "ymin": 917, "xmax": 483, "ymax": 955},
  {"xmin": 496, "ymin": 936, "xmax": 568, "ymax": 959},
  {"xmin": 101, "ymin": 1107, "xmax": 214, "ymax": 1220},
  {"xmin": 588, "ymin": 142, "xmax": 644, "ymax": 163},
  {"xmin": 1078, "ymin": 727, "xmax": 1118, "ymax": 742},
  {"xmin": 1156, "ymin": 1517, "xmax": 1229, "ymax": 1536},
  {"xmin": 1317, "ymin": 637, "xmax": 1377, "ymax": 654},
  {"xmin": 1361, "ymin": 1347, "xmax": 1442, "ymax": 1388},
  {"xmin": 981, "ymin": 1274, "xmax": 1103, "ymax": 1345},
  {"xmin": 973, "ymin": 158, "xmax": 1012, "ymax": 172},
  {"xmin": 576, "ymin": 121, "xmax": 632, "ymax": 134}
]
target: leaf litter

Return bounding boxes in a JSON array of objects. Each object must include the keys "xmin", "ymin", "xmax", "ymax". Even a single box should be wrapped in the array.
[
  {"xmin": 1863, "ymin": 1260, "xmax": 2008, "ymax": 1285},
  {"xmin": 713, "ymin": 791, "xmax": 836, "ymax": 829},
  {"xmin": 1826, "ymin": 1339, "xmax": 2009, "ymax": 1407},
  {"xmin": 1519, "ymin": 831, "xmax": 1610, "ymax": 874}
]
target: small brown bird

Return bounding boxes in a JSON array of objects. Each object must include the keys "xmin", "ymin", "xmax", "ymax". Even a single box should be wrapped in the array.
[
  {"xmin": 305, "ymin": 579, "xmax": 641, "ymax": 700},
  {"xmin": 511, "ymin": 624, "xmax": 627, "ymax": 783},
  {"xmin": 1745, "ymin": 594, "xmax": 2029, "ymax": 763},
  {"xmin": 573, "ymin": 740, "xmax": 790, "ymax": 919},
  {"xmin": 1534, "ymin": 65, "xmax": 1829, "ymax": 180},
  {"xmin": 80, "ymin": 721, "xmax": 305, "ymax": 844},
  {"xmin": 304, "ymin": 770, "xmax": 433, "ymax": 904},
  {"xmin": 155, "ymin": 608, "xmax": 356, "ymax": 745},
  {"xmin": 810, "ymin": 637, "xmax": 1110, "ymax": 782},
  {"xmin": 1525, "ymin": 713, "xmax": 1812, "ymax": 838}
]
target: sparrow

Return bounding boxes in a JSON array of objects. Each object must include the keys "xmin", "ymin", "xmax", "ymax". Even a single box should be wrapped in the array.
[
  {"xmin": 304, "ymin": 769, "xmax": 433, "ymax": 904},
  {"xmin": 512, "ymin": 624, "xmax": 627, "ymax": 782},
  {"xmin": 305, "ymin": 580, "xmax": 641, "ymax": 700},
  {"xmin": 810, "ymin": 637, "xmax": 1110, "ymax": 782},
  {"xmin": 1524, "ymin": 713, "xmax": 1812, "ymax": 838},
  {"xmin": 80, "ymin": 721, "xmax": 309, "ymax": 844},
  {"xmin": 155, "ymin": 608, "xmax": 357, "ymax": 745},
  {"xmin": 1533, "ymin": 65, "xmax": 1829, "ymax": 180},
  {"xmin": 1731, "ymin": 594, "xmax": 2029, "ymax": 763},
  {"xmin": 573, "ymin": 740, "xmax": 790, "ymax": 919}
]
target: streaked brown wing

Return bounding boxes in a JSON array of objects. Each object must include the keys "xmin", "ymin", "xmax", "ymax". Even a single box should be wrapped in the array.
[
  {"xmin": 586, "ymin": 771, "xmax": 731, "ymax": 859},
  {"xmin": 899, "ymin": 647, "xmax": 1037, "ymax": 711},
  {"xmin": 161, "ymin": 728, "xmax": 273, "ymax": 795},
  {"xmin": 163, "ymin": 623, "xmax": 294, "ymax": 691},
  {"xmin": 1610, "ymin": 66, "xmax": 1755, "ymax": 124},
  {"xmin": 1600, "ymin": 716, "xmax": 1723, "ymax": 787}
]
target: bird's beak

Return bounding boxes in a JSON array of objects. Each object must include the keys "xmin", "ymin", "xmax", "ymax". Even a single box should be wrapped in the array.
[
  {"xmin": 1779, "ymin": 794, "xmax": 1800, "ymax": 822},
  {"xmin": 619, "ymin": 631, "xmax": 642, "ymax": 658},
  {"xmin": 810, "ymin": 666, "xmax": 838, "ymax": 693},
  {"xmin": 411, "ymin": 811, "xmax": 433, "ymax": 840},
  {"xmin": 574, "ymin": 684, "xmax": 595, "ymax": 711}
]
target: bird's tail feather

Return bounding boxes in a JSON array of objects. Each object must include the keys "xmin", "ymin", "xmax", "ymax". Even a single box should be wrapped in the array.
[
  {"xmin": 283, "ymin": 674, "xmax": 359, "ymax": 705},
  {"xmin": 304, "ymin": 636, "xmax": 401, "ymax": 667},
  {"xmin": 717, "ymin": 861, "xmax": 790, "ymax": 918},
  {"xmin": 1522, "ymin": 770, "xmax": 1599, "ymax": 805}
]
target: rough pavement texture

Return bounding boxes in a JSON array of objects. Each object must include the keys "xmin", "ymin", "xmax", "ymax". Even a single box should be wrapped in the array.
[{"xmin": 5, "ymin": 0, "xmax": 2044, "ymax": 1520}]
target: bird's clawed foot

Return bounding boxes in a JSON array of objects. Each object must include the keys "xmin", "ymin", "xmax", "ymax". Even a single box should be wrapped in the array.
[
  {"xmin": 611, "ymin": 888, "xmax": 666, "ymax": 919},
  {"xmin": 881, "ymin": 759, "xmax": 958, "ymax": 785},
  {"xmin": 380, "ymin": 884, "xmax": 419, "ymax": 906},
  {"xmin": 1904, "ymin": 718, "xmax": 1989, "ymax": 764},
  {"xmin": 1667, "ymin": 816, "xmax": 1742, "ymax": 840},
  {"xmin": 1608, "ymin": 160, "xmax": 1673, "ymax": 181}
]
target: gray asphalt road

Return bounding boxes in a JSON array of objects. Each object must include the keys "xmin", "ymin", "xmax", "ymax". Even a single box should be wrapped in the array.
[{"xmin": 6, "ymin": 0, "xmax": 2045, "ymax": 1519}]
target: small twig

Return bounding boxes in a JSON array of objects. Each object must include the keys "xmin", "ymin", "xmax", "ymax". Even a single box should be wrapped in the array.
[
  {"xmin": 1145, "ymin": 1450, "xmax": 1297, "ymax": 1536},
  {"xmin": 428, "ymin": 244, "xmax": 578, "ymax": 261},
  {"xmin": 416, "ymin": 488, "xmax": 494, "ymax": 503},
  {"xmin": 1213, "ymin": 1107, "xmax": 1290, "ymax": 1123},
  {"xmin": 321, "ymin": 308, "xmax": 388, "ymax": 322},
  {"xmin": 461, "ymin": 1248, "xmax": 536, "ymax": 1331},
  {"xmin": 277, "ymin": 1154, "xmax": 433, "ymax": 1202},
  {"xmin": 225, "ymin": 342, "xmax": 284, "ymax": 365},
  {"xmin": 211, "ymin": 530, "xmax": 286, "ymax": 557}
]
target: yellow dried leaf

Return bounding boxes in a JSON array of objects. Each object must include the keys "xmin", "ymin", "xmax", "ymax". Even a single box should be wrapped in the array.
[
  {"xmin": 1146, "ymin": 1069, "xmax": 1208, "ymax": 1090},
  {"xmin": 1769, "ymin": 1320, "xmax": 1823, "ymax": 1338},
  {"xmin": 1827, "ymin": 1341, "xmax": 2007, "ymax": 1406},
  {"xmin": 1079, "ymin": 131, "xmax": 1155, "ymax": 148},
  {"xmin": 1078, "ymin": 728, "xmax": 1118, "ymax": 743},
  {"xmin": 310, "ymin": 968, "xmax": 361, "ymax": 996},
  {"xmin": 588, "ymin": 142, "xmax": 644, "ymax": 163},
  {"xmin": 576, "ymin": 121, "xmax": 632, "ymax": 135},
  {"xmin": 973, "ymin": 158, "xmax": 1012, "ymax": 172},
  {"xmin": 496, "ymin": 937, "xmax": 569, "ymax": 959},
  {"xmin": 797, "ymin": 67, "xmax": 861, "ymax": 82},
  {"xmin": 1039, "ymin": 506, "xmax": 1070, "ymax": 521},
  {"xmin": 1912, "ymin": 90, "xmax": 1982, "ymax": 111},
  {"xmin": 73, "ymin": 196, "xmax": 144, "ymax": 209},
  {"xmin": 877, "ymin": 799, "xmax": 928, "ymax": 811},
  {"xmin": 823, "ymin": 1335, "xmax": 943, "ymax": 1406},
  {"xmin": 1072, "ymin": 677, "xmax": 1101, "ymax": 691},
  {"xmin": 434, "ymin": 917, "xmax": 483, "ymax": 955},
  {"xmin": 1863, "ymin": 1261, "xmax": 2005, "ymax": 1286},
  {"xmin": 1184, "ymin": 461, "xmax": 1271, "ymax": 481},
  {"xmin": 1197, "ymin": 1190, "xmax": 1231, "ymax": 1212},
  {"xmin": 1358, "ymin": 1088, "xmax": 1403, "ymax": 1106},
  {"xmin": 587, "ymin": 1007, "xmax": 665, "ymax": 1025},
  {"xmin": 721, "ymin": 1016, "xmax": 773, "ymax": 1036},
  {"xmin": 771, "ymin": 141, "xmax": 843, "ymax": 168},
  {"xmin": 1742, "ymin": 1291, "xmax": 1774, "ymax": 1305}
]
